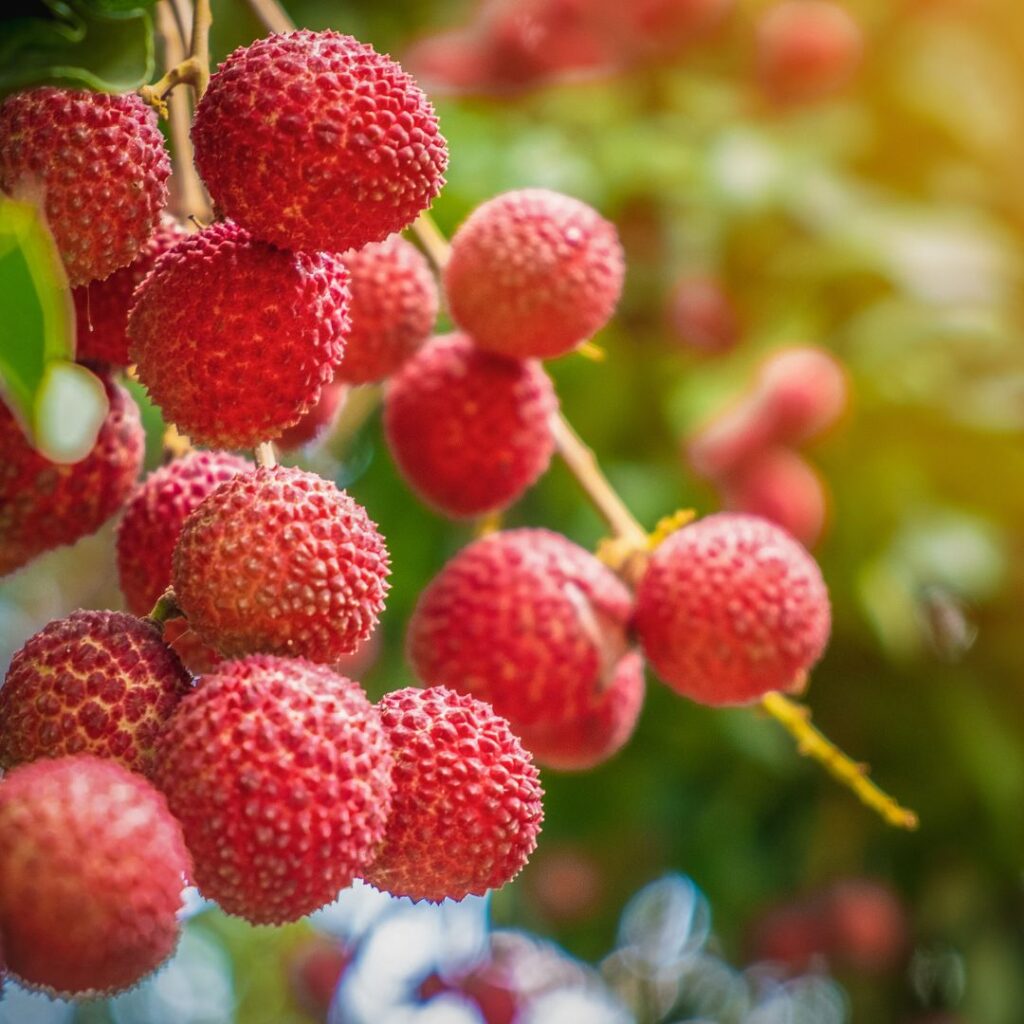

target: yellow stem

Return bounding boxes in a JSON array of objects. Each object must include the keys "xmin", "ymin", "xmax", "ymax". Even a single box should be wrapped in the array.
[
  {"xmin": 255, "ymin": 441, "xmax": 278, "ymax": 468},
  {"xmin": 761, "ymin": 692, "xmax": 919, "ymax": 830},
  {"xmin": 411, "ymin": 211, "xmax": 453, "ymax": 271},
  {"xmin": 140, "ymin": 0, "xmax": 212, "ymax": 112}
]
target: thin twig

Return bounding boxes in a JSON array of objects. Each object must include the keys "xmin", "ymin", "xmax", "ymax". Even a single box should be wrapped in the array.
[
  {"xmin": 761, "ymin": 692, "xmax": 919, "ymax": 830},
  {"xmin": 140, "ymin": 0, "xmax": 213, "ymax": 112},
  {"xmin": 411, "ymin": 211, "xmax": 453, "ymax": 271},
  {"xmin": 255, "ymin": 441, "xmax": 278, "ymax": 468},
  {"xmin": 244, "ymin": 0, "xmax": 294, "ymax": 33}
]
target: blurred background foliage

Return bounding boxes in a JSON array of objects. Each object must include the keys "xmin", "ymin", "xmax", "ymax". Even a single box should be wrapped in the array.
[{"xmin": 2, "ymin": 0, "xmax": 1024, "ymax": 1022}]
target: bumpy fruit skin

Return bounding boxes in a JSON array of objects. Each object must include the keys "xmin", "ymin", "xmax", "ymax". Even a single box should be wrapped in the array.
[
  {"xmin": 756, "ymin": 0, "xmax": 863, "ymax": 103},
  {"xmin": 409, "ymin": 529, "xmax": 644, "ymax": 770},
  {"xmin": 192, "ymin": 30, "xmax": 448, "ymax": 253},
  {"xmin": 634, "ymin": 513, "xmax": 831, "ymax": 705},
  {"xmin": 335, "ymin": 236, "xmax": 439, "ymax": 384},
  {"xmin": 0, "ymin": 610, "xmax": 191, "ymax": 776},
  {"xmin": 73, "ymin": 215, "xmax": 189, "ymax": 367},
  {"xmin": 128, "ymin": 221, "xmax": 350, "ymax": 448},
  {"xmin": 117, "ymin": 450, "xmax": 253, "ymax": 617},
  {"xmin": 173, "ymin": 466, "xmax": 390, "ymax": 663},
  {"xmin": 275, "ymin": 381, "xmax": 347, "ymax": 450},
  {"xmin": 363, "ymin": 686, "xmax": 543, "ymax": 902},
  {"xmin": 154, "ymin": 656, "xmax": 393, "ymax": 924},
  {"xmin": 0, "ymin": 376, "xmax": 144, "ymax": 577},
  {"xmin": 0, "ymin": 88, "xmax": 170, "ymax": 286},
  {"xmin": 0, "ymin": 755, "xmax": 189, "ymax": 997},
  {"xmin": 384, "ymin": 334, "xmax": 557, "ymax": 517},
  {"xmin": 444, "ymin": 189, "xmax": 624, "ymax": 359}
]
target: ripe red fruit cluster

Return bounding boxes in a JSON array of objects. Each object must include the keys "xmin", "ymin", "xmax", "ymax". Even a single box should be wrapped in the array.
[{"xmin": 687, "ymin": 345, "xmax": 847, "ymax": 546}]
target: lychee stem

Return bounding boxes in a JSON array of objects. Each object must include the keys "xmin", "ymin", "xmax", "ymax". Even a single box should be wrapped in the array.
[
  {"xmin": 147, "ymin": 588, "xmax": 184, "ymax": 626},
  {"xmin": 243, "ymin": 0, "xmax": 293, "ymax": 34},
  {"xmin": 255, "ymin": 442, "xmax": 278, "ymax": 469},
  {"xmin": 140, "ymin": 0, "xmax": 212, "ymax": 112},
  {"xmin": 155, "ymin": 0, "xmax": 212, "ymax": 222},
  {"xmin": 761, "ymin": 692, "xmax": 918, "ymax": 830}
]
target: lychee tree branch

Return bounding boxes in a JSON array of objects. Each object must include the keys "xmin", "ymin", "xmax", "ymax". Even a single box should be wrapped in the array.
[
  {"xmin": 410, "ymin": 209, "xmax": 917, "ymax": 830},
  {"xmin": 243, "ymin": 0, "xmax": 294, "ymax": 34},
  {"xmin": 140, "ymin": 0, "xmax": 212, "ymax": 112}
]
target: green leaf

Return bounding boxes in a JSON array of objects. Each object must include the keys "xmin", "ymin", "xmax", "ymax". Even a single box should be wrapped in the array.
[
  {"xmin": 0, "ymin": 196, "xmax": 107, "ymax": 463},
  {"xmin": 0, "ymin": 0, "xmax": 154, "ymax": 98}
]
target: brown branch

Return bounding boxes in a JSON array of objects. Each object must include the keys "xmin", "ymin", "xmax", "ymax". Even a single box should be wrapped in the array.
[{"xmin": 243, "ymin": 0, "xmax": 295, "ymax": 33}]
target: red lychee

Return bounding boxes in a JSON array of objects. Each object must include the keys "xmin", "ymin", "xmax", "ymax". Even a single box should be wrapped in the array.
[
  {"xmin": 363, "ymin": 686, "xmax": 543, "ymax": 902},
  {"xmin": 634, "ymin": 513, "xmax": 831, "ymax": 705},
  {"xmin": 824, "ymin": 880, "xmax": 908, "ymax": 973},
  {"xmin": 667, "ymin": 273, "xmax": 741, "ymax": 355},
  {"xmin": 288, "ymin": 937, "xmax": 353, "ymax": 1023},
  {"xmin": 384, "ymin": 334, "xmax": 557, "ymax": 518},
  {"xmin": 0, "ymin": 375, "xmax": 144, "ymax": 577},
  {"xmin": 73, "ymin": 215, "xmax": 189, "ymax": 367},
  {"xmin": 117, "ymin": 450, "xmax": 253, "ymax": 618},
  {"xmin": 0, "ymin": 610, "xmax": 191, "ymax": 776},
  {"xmin": 334, "ymin": 235, "xmax": 439, "ymax": 384},
  {"xmin": 154, "ymin": 655, "xmax": 393, "ymax": 924},
  {"xmin": 0, "ymin": 87, "xmax": 170, "ymax": 286},
  {"xmin": 275, "ymin": 381, "xmax": 348, "ymax": 451},
  {"xmin": 192, "ymin": 30, "xmax": 448, "ymax": 253},
  {"xmin": 720, "ymin": 447, "xmax": 828, "ymax": 549},
  {"xmin": 748, "ymin": 899, "xmax": 828, "ymax": 974},
  {"xmin": 128, "ymin": 220, "xmax": 350, "ymax": 449},
  {"xmin": 0, "ymin": 755, "xmax": 188, "ymax": 997},
  {"xmin": 756, "ymin": 1, "xmax": 863, "ymax": 104},
  {"xmin": 444, "ymin": 189, "xmax": 624, "ymax": 359},
  {"xmin": 172, "ymin": 466, "xmax": 390, "ymax": 663},
  {"xmin": 408, "ymin": 529, "xmax": 644, "ymax": 770}
]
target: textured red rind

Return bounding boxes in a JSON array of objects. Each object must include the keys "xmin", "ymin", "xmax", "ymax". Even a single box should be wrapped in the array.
[
  {"xmin": 335, "ymin": 236, "xmax": 439, "ymax": 384},
  {"xmin": 363, "ymin": 686, "xmax": 543, "ymax": 902},
  {"xmin": 408, "ymin": 529, "xmax": 644, "ymax": 770},
  {"xmin": 192, "ymin": 30, "xmax": 448, "ymax": 253},
  {"xmin": 0, "ymin": 611, "xmax": 191, "ymax": 776},
  {"xmin": 117, "ymin": 450, "xmax": 253, "ymax": 617},
  {"xmin": 154, "ymin": 656, "xmax": 393, "ymax": 924},
  {"xmin": 172, "ymin": 466, "xmax": 390, "ymax": 663},
  {"xmin": 384, "ymin": 334, "xmax": 557, "ymax": 517},
  {"xmin": 275, "ymin": 381, "xmax": 347, "ymax": 450},
  {"xmin": 0, "ymin": 376, "xmax": 144, "ymax": 577},
  {"xmin": 73, "ymin": 215, "xmax": 189, "ymax": 367},
  {"xmin": 756, "ymin": 0, "xmax": 863, "ymax": 103},
  {"xmin": 444, "ymin": 189, "xmax": 624, "ymax": 359},
  {"xmin": 128, "ymin": 221, "xmax": 351, "ymax": 449},
  {"xmin": 0, "ymin": 755, "xmax": 188, "ymax": 997},
  {"xmin": 0, "ymin": 88, "xmax": 170, "ymax": 286},
  {"xmin": 634, "ymin": 513, "xmax": 831, "ymax": 705}
]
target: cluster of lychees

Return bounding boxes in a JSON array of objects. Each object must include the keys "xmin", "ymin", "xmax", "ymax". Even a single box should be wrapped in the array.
[{"xmin": 0, "ymin": 22, "xmax": 833, "ymax": 1003}]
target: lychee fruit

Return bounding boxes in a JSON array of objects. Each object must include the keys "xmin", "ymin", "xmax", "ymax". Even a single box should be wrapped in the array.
[
  {"xmin": 0, "ymin": 610, "xmax": 191, "ymax": 776},
  {"xmin": 634, "ymin": 513, "xmax": 831, "ymax": 705},
  {"xmin": 334, "ymin": 235, "xmax": 439, "ymax": 384},
  {"xmin": 408, "ymin": 529, "xmax": 644, "ymax": 770},
  {"xmin": 128, "ymin": 220, "xmax": 351, "ymax": 449},
  {"xmin": 720, "ymin": 447, "xmax": 828, "ymax": 549},
  {"xmin": 116, "ymin": 450, "xmax": 253, "ymax": 618},
  {"xmin": 667, "ymin": 273, "xmax": 740, "ymax": 355},
  {"xmin": 154, "ymin": 655, "xmax": 393, "ymax": 924},
  {"xmin": 823, "ymin": 880, "xmax": 908, "ymax": 973},
  {"xmin": 444, "ymin": 189, "xmax": 625, "ymax": 359},
  {"xmin": 0, "ymin": 755, "xmax": 189, "ymax": 996},
  {"xmin": 0, "ymin": 87, "xmax": 170, "ymax": 286},
  {"xmin": 191, "ymin": 30, "xmax": 448, "ymax": 253},
  {"xmin": 172, "ymin": 466, "xmax": 390, "ymax": 663},
  {"xmin": 363, "ymin": 686, "xmax": 543, "ymax": 902},
  {"xmin": 0, "ymin": 375, "xmax": 144, "ymax": 577},
  {"xmin": 275, "ymin": 381, "xmax": 348, "ymax": 451},
  {"xmin": 384, "ymin": 334, "xmax": 557, "ymax": 518},
  {"xmin": 73, "ymin": 215, "xmax": 189, "ymax": 367},
  {"xmin": 756, "ymin": 0, "xmax": 863, "ymax": 104}
]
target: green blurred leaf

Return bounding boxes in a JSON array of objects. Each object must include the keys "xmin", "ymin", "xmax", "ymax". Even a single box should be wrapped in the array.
[
  {"xmin": 0, "ymin": 0, "xmax": 154, "ymax": 97},
  {"xmin": 0, "ymin": 195, "xmax": 107, "ymax": 462}
]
